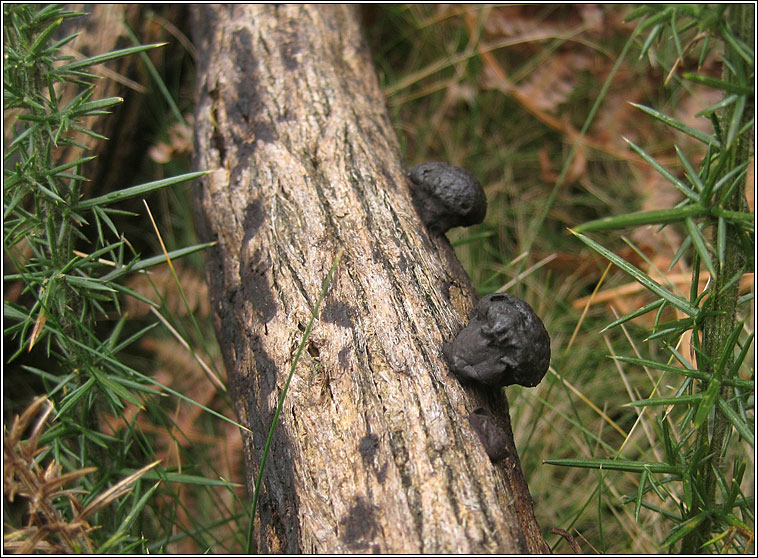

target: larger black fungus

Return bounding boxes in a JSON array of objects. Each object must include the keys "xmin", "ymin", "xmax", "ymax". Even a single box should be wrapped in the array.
[
  {"xmin": 443, "ymin": 293, "xmax": 550, "ymax": 388},
  {"xmin": 408, "ymin": 162, "xmax": 487, "ymax": 235}
]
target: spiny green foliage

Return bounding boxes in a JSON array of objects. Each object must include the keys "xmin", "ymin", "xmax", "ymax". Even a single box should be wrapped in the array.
[
  {"xmin": 3, "ymin": 6, "xmax": 206, "ymax": 365},
  {"xmin": 550, "ymin": 4, "xmax": 754, "ymax": 553},
  {"xmin": 3, "ymin": 4, "xmax": 215, "ymax": 552}
]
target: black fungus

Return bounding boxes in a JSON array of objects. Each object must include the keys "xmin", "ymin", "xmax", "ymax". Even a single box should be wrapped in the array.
[
  {"xmin": 407, "ymin": 162, "xmax": 487, "ymax": 235},
  {"xmin": 443, "ymin": 293, "xmax": 550, "ymax": 388},
  {"xmin": 467, "ymin": 408, "xmax": 509, "ymax": 462}
]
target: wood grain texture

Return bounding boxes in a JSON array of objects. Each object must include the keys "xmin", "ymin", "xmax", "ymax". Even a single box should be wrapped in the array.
[{"xmin": 190, "ymin": 4, "xmax": 548, "ymax": 553}]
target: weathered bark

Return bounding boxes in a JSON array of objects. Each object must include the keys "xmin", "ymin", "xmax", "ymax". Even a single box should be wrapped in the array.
[{"xmin": 191, "ymin": 4, "xmax": 549, "ymax": 554}]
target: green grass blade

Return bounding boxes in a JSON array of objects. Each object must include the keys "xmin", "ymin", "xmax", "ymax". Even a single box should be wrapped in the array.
[
  {"xmin": 693, "ymin": 380, "xmax": 720, "ymax": 427},
  {"xmin": 624, "ymin": 138, "xmax": 700, "ymax": 201},
  {"xmin": 630, "ymin": 102, "xmax": 718, "ymax": 146},
  {"xmin": 695, "ymin": 94, "xmax": 738, "ymax": 117},
  {"xmin": 71, "ymin": 96, "xmax": 124, "ymax": 115},
  {"xmin": 62, "ymin": 240, "xmax": 126, "ymax": 273},
  {"xmin": 36, "ymin": 180, "xmax": 66, "ymax": 203},
  {"xmin": 570, "ymin": 230, "xmax": 699, "ymax": 316},
  {"xmin": 450, "ymin": 230, "xmax": 495, "ymax": 247},
  {"xmin": 101, "ymin": 242, "xmax": 216, "ymax": 281},
  {"xmin": 109, "ymin": 322, "xmax": 160, "ymax": 354},
  {"xmin": 122, "ymin": 24, "xmax": 186, "ymax": 126},
  {"xmin": 89, "ymin": 366, "xmax": 142, "ymax": 409},
  {"xmin": 29, "ymin": 16, "xmax": 63, "ymax": 54},
  {"xmin": 624, "ymin": 5, "xmax": 653, "ymax": 23},
  {"xmin": 543, "ymin": 458, "xmax": 681, "ymax": 475},
  {"xmin": 675, "ymin": 145, "xmax": 705, "ymax": 192},
  {"xmin": 716, "ymin": 162, "xmax": 750, "ymax": 203},
  {"xmin": 671, "ymin": 234, "xmax": 694, "ymax": 273},
  {"xmin": 628, "ymin": 7, "xmax": 671, "ymax": 30},
  {"xmin": 661, "ymin": 510, "xmax": 710, "ymax": 548},
  {"xmin": 659, "ymin": 419, "xmax": 676, "ymax": 469},
  {"xmin": 522, "ymin": 392, "xmax": 619, "ymax": 455},
  {"xmin": 96, "ymin": 481, "xmax": 161, "ymax": 553},
  {"xmin": 574, "ymin": 204, "xmax": 706, "ymax": 233},
  {"xmin": 635, "ymin": 468, "xmax": 648, "ymax": 522},
  {"xmin": 47, "ymin": 155, "xmax": 97, "ymax": 176},
  {"xmin": 64, "ymin": 274, "xmax": 117, "ymax": 292},
  {"xmin": 139, "ymin": 471, "xmax": 243, "ymax": 487},
  {"xmin": 76, "ymin": 171, "xmax": 209, "ymax": 210},
  {"xmin": 725, "ymin": 93, "xmax": 746, "ymax": 149},
  {"xmin": 721, "ymin": 29, "xmax": 754, "ymax": 66},
  {"xmin": 683, "ymin": 72, "xmax": 753, "ymax": 95},
  {"xmin": 715, "ymin": 320, "xmax": 746, "ymax": 378},
  {"xmin": 638, "ymin": 24, "xmax": 662, "ymax": 59},
  {"xmin": 611, "ymin": 355, "xmax": 752, "ymax": 389},
  {"xmin": 669, "ymin": 10, "xmax": 683, "ymax": 60},
  {"xmin": 247, "ymin": 248, "xmax": 344, "ymax": 552},
  {"xmin": 725, "ymin": 331, "xmax": 753, "ymax": 380},
  {"xmin": 627, "ymin": 394, "xmax": 704, "ymax": 407},
  {"xmin": 58, "ymin": 43, "xmax": 166, "ymax": 72},
  {"xmin": 54, "ymin": 376, "xmax": 97, "ymax": 417},
  {"xmin": 600, "ymin": 299, "xmax": 665, "ymax": 332},
  {"xmin": 684, "ymin": 217, "xmax": 716, "ymax": 278},
  {"xmin": 717, "ymin": 399, "xmax": 754, "ymax": 448}
]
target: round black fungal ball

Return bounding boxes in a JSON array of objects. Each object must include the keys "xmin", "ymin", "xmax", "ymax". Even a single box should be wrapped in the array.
[
  {"xmin": 467, "ymin": 408, "xmax": 509, "ymax": 462},
  {"xmin": 443, "ymin": 293, "xmax": 550, "ymax": 388},
  {"xmin": 407, "ymin": 162, "xmax": 487, "ymax": 235}
]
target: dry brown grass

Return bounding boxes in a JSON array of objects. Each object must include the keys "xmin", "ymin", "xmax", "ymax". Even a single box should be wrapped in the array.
[{"xmin": 4, "ymin": 396, "xmax": 159, "ymax": 553}]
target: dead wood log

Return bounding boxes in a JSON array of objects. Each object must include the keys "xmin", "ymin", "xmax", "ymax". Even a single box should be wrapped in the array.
[{"xmin": 190, "ymin": 4, "xmax": 549, "ymax": 553}]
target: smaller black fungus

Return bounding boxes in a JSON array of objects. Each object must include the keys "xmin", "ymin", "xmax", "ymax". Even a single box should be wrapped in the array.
[
  {"xmin": 407, "ymin": 162, "xmax": 487, "ymax": 235},
  {"xmin": 443, "ymin": 293, "xmax": 550, "ymax": 388},
  {"xmin": 467, "ymin": 408, "xmax": 509, "ymax": 462}
]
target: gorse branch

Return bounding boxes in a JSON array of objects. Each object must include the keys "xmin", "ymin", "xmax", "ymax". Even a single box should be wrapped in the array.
[
  {"xmin": 3, "ymin": 4, "xmax": 221, "ymax": 552},
  {"xmin": 556, "ymin": 4, "xmax": 754, "ymax": 553}
]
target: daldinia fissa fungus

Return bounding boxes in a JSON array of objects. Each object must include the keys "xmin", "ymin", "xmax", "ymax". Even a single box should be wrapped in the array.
[
  {"xmin": 467, "ymin": 408, "xmax": 509, "ymax": 462},
  {"xmin": 443, "ymin": 293, "xmax": 550, "ymax": 388},
  {"xmin": 407, "ymin": 162, "xmax": 487, "ymax": 235}
]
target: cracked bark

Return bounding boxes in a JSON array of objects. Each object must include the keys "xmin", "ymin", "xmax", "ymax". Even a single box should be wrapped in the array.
[{"xmin": 191, "ymin": 4, "xmax": 549, "ymax": 554}]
